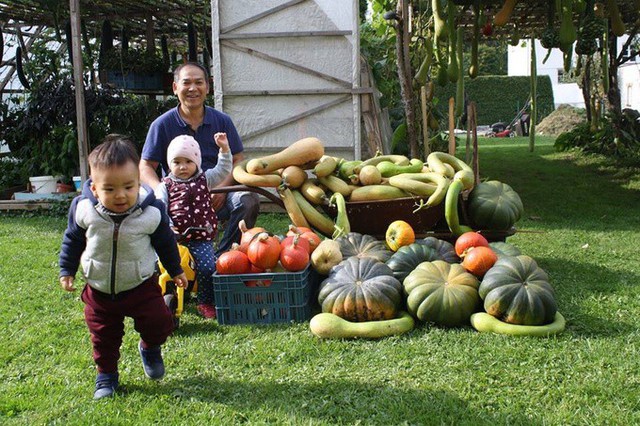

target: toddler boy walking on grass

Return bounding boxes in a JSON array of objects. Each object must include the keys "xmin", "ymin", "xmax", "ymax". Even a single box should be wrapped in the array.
[{"xmin": 59, "ymin": 135, "xmax": 188, "ymax": 399}]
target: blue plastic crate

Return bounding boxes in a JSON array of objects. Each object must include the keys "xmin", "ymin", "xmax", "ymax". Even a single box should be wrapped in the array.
[{"xmin": 212, "ymin": 265, "xmax": 314, "ymax": 325}]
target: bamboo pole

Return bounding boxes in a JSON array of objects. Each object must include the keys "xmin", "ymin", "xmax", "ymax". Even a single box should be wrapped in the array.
[
  {"xmin": 69, "ymin": 0, "xmax": 90, "ymax": 181},
  {"xmin": 421, "ymin": 85, "xmax": 430, "ymax": 155}
]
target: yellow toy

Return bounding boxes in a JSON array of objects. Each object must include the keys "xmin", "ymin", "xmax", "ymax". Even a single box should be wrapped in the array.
[{"xmin": 158, "ymin": 244, "xmax": 197, "ymax": 328}]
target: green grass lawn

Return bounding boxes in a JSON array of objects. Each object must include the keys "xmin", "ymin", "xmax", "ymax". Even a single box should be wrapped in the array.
[{"xmin": 1, "ymin": 137, "xmax": 639, "ymax": 425}]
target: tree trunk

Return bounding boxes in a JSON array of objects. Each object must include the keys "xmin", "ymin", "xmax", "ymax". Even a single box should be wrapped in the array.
[
  {"xmin": 395, "ymin": 0, "xmax": 419, "ymax": 159},
  {"xmin": 581, "ymin": 55, "xmax": 592, "ymax": 123},
  {"xmin": 606, "ymin": 29, "xmax": 621, "ymax": 118}
]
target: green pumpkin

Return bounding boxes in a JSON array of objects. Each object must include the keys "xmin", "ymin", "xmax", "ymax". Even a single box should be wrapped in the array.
[
  {"xmin": 318, "ymin": 257, "xmax": 403, "ymax": 322},
  {"xmin": 403, "ymin": 260, "xmax": 481, "ymax": 327},
  {"xmin": 336, "ymin": 232, "xmax": 392, "ymax": 263},
  {"xmin": 468, "ymin": 180, "xmax": 524, "ymax": 230},
  {"xmin": 489, "ymin": 241, "xmax": 522, "ymax": 258},
  {"xmin": 386, "ymin": 243, "xmax": 441, "ymax": 282},
  {"xmin": 479, "ymin": 255, "xmax": 557, "ymax": 325},
  {"xmin": 416, "ymin": 237, "xmax": 460, "ymax": 263}
]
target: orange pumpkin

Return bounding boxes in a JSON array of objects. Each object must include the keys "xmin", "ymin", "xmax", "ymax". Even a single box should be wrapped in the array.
[
  {"xmin": 247, "ymin": 232, "xmax": 281, "ymax": 270},
  {"xmin": 238, "ymin": 219, "xmax": 266, "ymax": 253},
  {"xmin": 287, "ymin": 225, "xmax": 321, "ymax": 254},
  {"xmin": 280, "ymin": 234, "xmax": 310, "ymax": 272},
  {"xmin": 461, "ymin": 246, "xmax": 498, "ymax": 277},
  {"xmin": 385, "ymin": 220, "xmax": 415, "ymax": 252},
  {"xmin": 216, "ymin": 243, "xmax": 251, "ymax": 275},
  {"xmin": 454, "ymin": 231, "xmax": 489, "ymax": 258}
]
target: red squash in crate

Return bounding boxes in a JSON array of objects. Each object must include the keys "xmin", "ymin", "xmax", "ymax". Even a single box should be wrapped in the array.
[
  {"xmin": 454, "ymin": 231, "xmax": 490, "ymax": 258},
  {"xmin": 216, "ymin": 243, "xmax": 251, "ymax": 275},
  {"xmin": 462, "ymin": 246, "xmax": 498, "ymax": 277},
  {"xmin": 238, "ymin": 219, "xmax": 266, "ymax": 253},
  {"xmin": 280, "ymin": 234, "xmax": 310, "ymax": 272},
  {"xmin": 246, "ymin": 264, "xmax": 272, "ymax": 287},
  {"xmin": 287, "ymin": 225, "xmax": 321, "ymax": 254},
  {"xmin": 247, "ymin": 232, "xmax": 281, "ymax": 270}
]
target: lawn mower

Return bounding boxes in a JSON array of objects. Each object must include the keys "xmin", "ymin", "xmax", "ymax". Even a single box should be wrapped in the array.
[{"xmin": 487, "ymin": 99, "xmax": 530, "ymax": 138}]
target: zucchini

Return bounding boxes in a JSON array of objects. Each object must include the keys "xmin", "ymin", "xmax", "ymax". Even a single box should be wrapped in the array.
[
  {"xmin": 606, "ymin": 0, "xmax": 625, "ymax": 36},
  {"xmin": 300, "ymin": 179, "xmax": 328, "ymax": 205},
  {"xmin": 15, "ymin": 46, "xmax": 30, "ymax": 89},
  {"xmin": 329, "ymin": 193, "xmax": 350, "ymax": 239},
  {"xmin": 444, "ymin": 179, "xmax": 473, "ymax": 236},
  {"xmin": 247, "ymin": 137, "xmax": 324, "ymax": 175},
  {"xmin": 232, "ymin": 159, "xmax": 282, "ymax": 187},
  {"xmin": 455, "ymin": 26, "xmax": 464, "ymax": 117},
  {"xmin": 376, "ymin": 158, "xmax": 424, "ymax": 178},
  {"xmin": 446, "ymin": 2, "xmax": 458, "ymax": 83},
  {"xmin": 313, "ymin": 155, "xmax": 339, "ymax": 178},
  {"xmin": 188, "ymin": 20, "xmax": 197, "ymax": 62},
  {"xmin": 470, "ymin": 312, "xmax": 566, "ymax": 337},
  {"xmin": 292, "ymin": 190, "xmax": 335, "ymax": 237},
  {"xmin": 432, "ymin": 0, "xmax": 448, "ymax": 41},
  {"xmin": 310, "ymin": 311, "xmax": 415, "ymax": 339},
  {"xmin": 494, "ymin": 0, "xmax": 518, "ymax": 27},
  {"xmin": 469, "ymin": 2, "xmax": 480, "ymax": 78},
  {"xmin": 279, "ymin": 187, "xmax": 310, "ymax": 229},
  {"xmin": 318, "ymin": 175, "xmax": 353, "ymax": 197},
  {"xmin": 388, "ymin": 172, "xmax": 449, "ymax": 205},
  {"xmin": 349, "ymin": 185, "xmax": 409, "ymax": 202}
]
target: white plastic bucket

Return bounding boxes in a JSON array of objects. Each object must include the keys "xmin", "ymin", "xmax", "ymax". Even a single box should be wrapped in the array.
[{"xmin": 29, "ymin": 176, "xmax": 59, "ymax": 194}]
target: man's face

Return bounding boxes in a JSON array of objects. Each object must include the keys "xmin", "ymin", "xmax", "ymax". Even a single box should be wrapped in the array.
[{"xmin": 173, "ymin": 65, "xmax": 209, "ymax": 110}]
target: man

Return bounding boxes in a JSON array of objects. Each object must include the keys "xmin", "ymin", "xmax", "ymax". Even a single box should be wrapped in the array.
[{"xmin": 140, "ymin": 62, "xmax": 260, "ymax": 256}]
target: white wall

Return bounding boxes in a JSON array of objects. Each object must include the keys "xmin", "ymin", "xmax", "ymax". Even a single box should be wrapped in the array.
[
  {"xmin": 619, "ymin": 62, "xmax": 640, "ymax": 111},
  {"xmin": 507, "ymin": 36, "xmax": 640, "ymax": 111}
]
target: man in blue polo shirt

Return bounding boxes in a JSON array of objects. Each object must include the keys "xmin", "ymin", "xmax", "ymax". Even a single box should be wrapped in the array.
[{"xmin": 140, "ymin": 62, "xmax": 259, "ymax": 257}]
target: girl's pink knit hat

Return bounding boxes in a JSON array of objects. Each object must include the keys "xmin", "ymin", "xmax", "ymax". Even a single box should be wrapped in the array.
[{"xmin": 167, "ymin": 135, "xmax": 202, "ymax": 170}]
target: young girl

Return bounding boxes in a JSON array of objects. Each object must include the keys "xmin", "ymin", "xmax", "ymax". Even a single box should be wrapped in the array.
[
  {"xmin": 59, "ymin": 135, "xmax": 187, "ymax": 399},
  {"xmin": 155, "ymin": 133, "xmax": 232, "ymax": 319}
]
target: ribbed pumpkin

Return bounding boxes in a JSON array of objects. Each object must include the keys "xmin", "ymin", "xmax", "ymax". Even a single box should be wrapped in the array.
[
  {"xmin": 335, "ymin": 232, "xmax": 392, "ymax": 263},
  {"xmin": 318, "ymin": 257, "xmax": 403, "ymax": 322},
  {"xmin": 416, "ymin": 237, "xmax": 460, "ymax": 263},
  {"xmin": 479, "ymin": 255, "xmax": 557, "ymax": 325},
  {"xmin": 467, "ymin": 180, "xmax": 524, "ymax": 230},
  {"xmin": 488, "ymin": 241, "xmax": 522, "ymax": 258},
  {"xmin": 386, "ymin": 243, "xmax": 440, "ymax": 282},
  {"xmin": 403, "ymin": 260, "xmax": 480, "ymax": 327}
]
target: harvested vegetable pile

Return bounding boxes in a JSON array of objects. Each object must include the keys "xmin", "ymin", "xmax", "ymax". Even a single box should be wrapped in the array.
[{"xmin": 536, "ymin": 104, "xmax": 586, "ymax": 136}]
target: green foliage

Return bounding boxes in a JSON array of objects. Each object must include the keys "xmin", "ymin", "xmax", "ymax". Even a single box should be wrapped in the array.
[
  {"xmin": 554, "ymin": 109, "xmax": 640, "ymax": 159},
  {"xmin": 433, "ymin": 75, "xmax": 555, "ymax": 126},
  {"xmin": 100, "ymin": 47, "xmax": 167, "ymax": 75},
  {"xmin": 0, "ymin": 77, "xmax": 176, "ymax": 187}
]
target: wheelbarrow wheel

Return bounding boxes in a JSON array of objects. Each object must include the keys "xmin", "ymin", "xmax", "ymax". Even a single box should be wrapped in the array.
[{"xmin": 164, "ymin": 294, "xmax": 180, "ymax": 328}]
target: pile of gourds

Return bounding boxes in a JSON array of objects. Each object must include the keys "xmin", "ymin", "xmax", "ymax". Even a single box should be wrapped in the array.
[
  {"xmin": 309, "ymin": 227, "xmax": 565, "ymax": 340},
  {"xmin": 235, "ymin": 137, "xmax": 524, "ymax": 239}
]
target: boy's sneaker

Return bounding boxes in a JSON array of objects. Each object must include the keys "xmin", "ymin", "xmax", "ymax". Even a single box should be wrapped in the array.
[
  {"xmin": 94, "ymin": 372, "xmax": 119, "ymax": 400},
  {"xmin": 197, "ymin": 303, "xmax": 217, "ymax": 319},
  {"xmin": 138, "ymin": 341, "xmax": 165, "ymax": 380}
]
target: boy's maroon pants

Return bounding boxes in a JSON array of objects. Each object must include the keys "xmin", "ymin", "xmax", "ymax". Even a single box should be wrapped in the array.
[{"xmin": 81, "ymin": 276, "xmax": 175, "ymax": 374}]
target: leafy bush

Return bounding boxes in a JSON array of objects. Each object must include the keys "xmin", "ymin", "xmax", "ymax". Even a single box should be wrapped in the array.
[
  {"xmin": 0, "ymin": 77, "xmax": 176, "ymax": 188},
  {"xmin": 554, "ymin": 108, "xmax": 640, "ymax": 160}
]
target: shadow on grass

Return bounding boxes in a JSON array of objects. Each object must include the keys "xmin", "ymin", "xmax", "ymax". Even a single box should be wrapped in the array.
[
  {"xmin": 479, "ymin": 144, "xmax": 640, "ymax": 233},
  {"xmin": 538, "ymin": 256, "xmax": 640, "ymax": 337},
  {"xmin": 122, "ymin": 376, "xmax": 543, "ymax": 425}
]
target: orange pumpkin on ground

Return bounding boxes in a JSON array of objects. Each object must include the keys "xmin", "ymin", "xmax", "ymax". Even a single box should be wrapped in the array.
[
  {"xmin": 454, "ymin": 231, "xmax": 490, "ymax": 258},
  {"xmin": 385, "ymin": 220, "xmax": 416, "ymax": 252},
  {"xmin": 462, "ymin": 246, "xmax": 498, "ymax": 277}
]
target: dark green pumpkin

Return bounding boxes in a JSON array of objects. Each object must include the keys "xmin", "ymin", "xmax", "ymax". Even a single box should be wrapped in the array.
[
  {"xmin": 479, "ymin": 255, "xmax": 557, "ymax": 325},
  {"xmin": 403, "ymin": 260, "xmax": 481, "ymax": 327},
  {"xmin": 467, "ymin": 180, "xmax": 524, "ymax": 230},
  {"xmin": 336, "ymin": 232, "xmax": 392, "ymax": 263},
  {"xmin": 386, "ymin": 243, "xmax": 441, "ymax": 282},
  {"xmin": 489, "ymin": 241, "xmax": 522, "ymax": 258},
  {"xmin": 318, "ymin": 257, "xmax": 403, "ymax": 322},
  {"xmin": 416, "ymin": 237, "xmax": 460, "ymax": 263}
]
